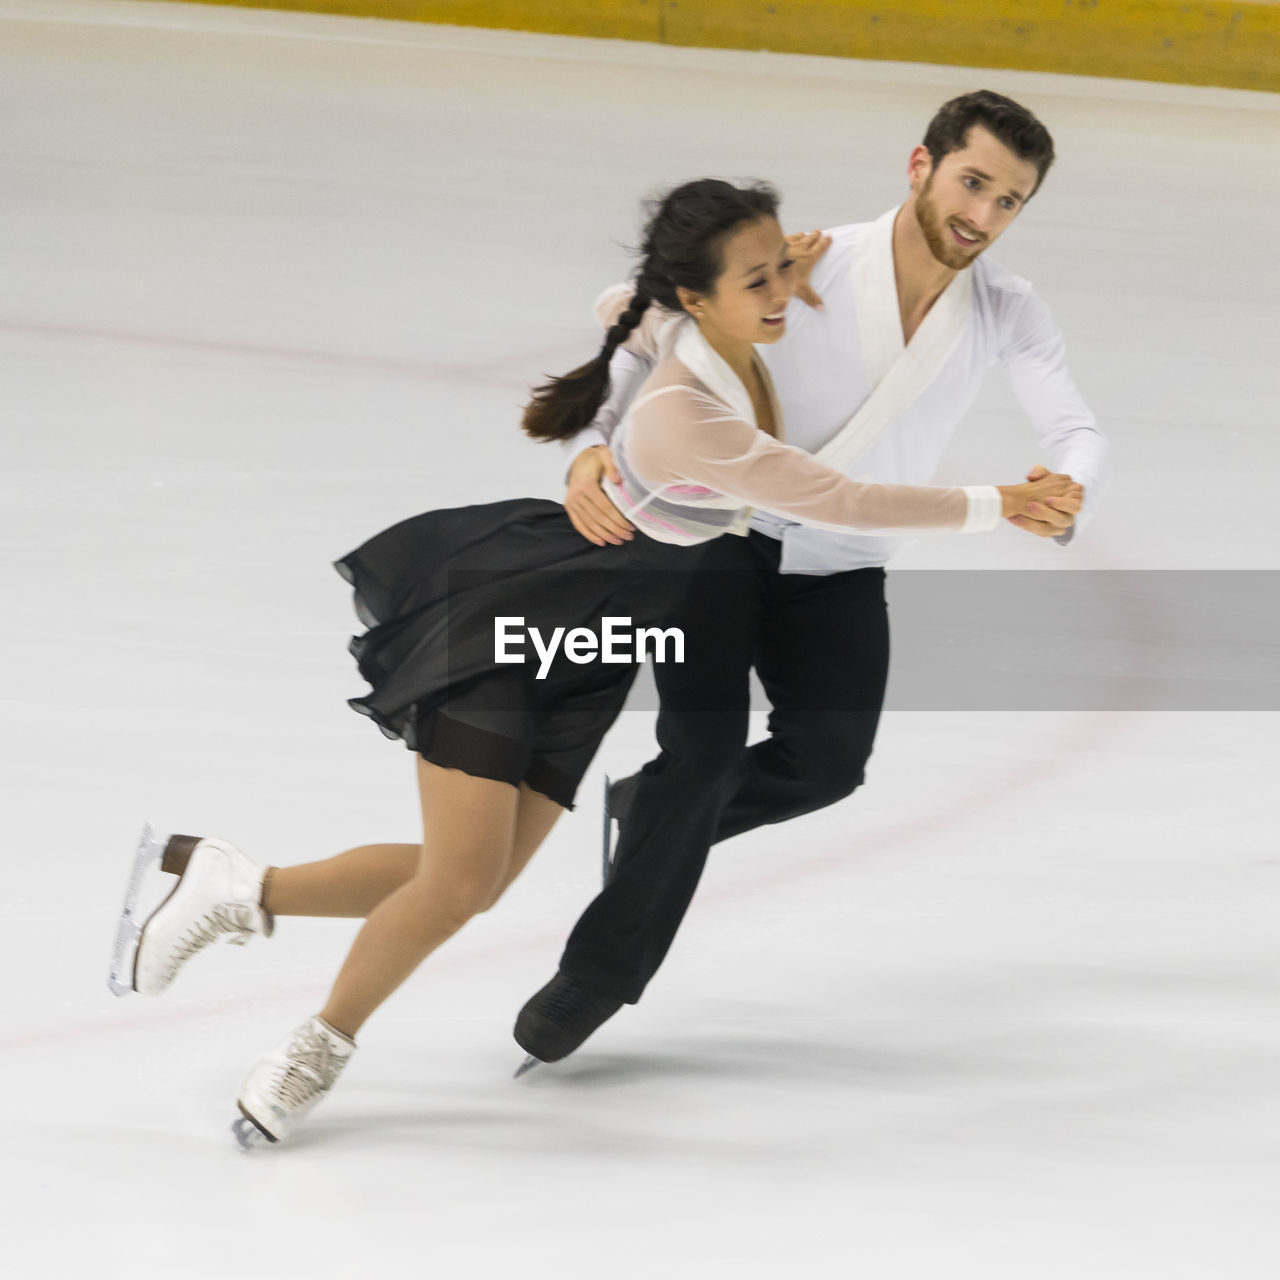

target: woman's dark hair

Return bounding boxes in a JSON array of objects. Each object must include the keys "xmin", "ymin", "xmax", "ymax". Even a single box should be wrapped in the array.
[
  {"xmin": 922, "ymin": 90, "xmax": 1055, "ymax": 196},
  {"xmin": 522, "ymin": 178, "xmax": 779, "ymax": 443}
]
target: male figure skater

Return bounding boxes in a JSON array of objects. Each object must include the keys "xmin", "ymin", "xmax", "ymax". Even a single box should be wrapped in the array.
[{"xmin": 515, "ymin": 90, "xmax": 1110, "ymax": 1063}]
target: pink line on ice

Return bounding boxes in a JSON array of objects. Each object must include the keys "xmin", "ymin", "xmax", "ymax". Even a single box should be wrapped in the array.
[{"xmin": 0, "ymin": 316, "xmax": 583, "ymax": 390}]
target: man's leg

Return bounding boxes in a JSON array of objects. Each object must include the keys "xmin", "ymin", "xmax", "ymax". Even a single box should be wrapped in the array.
[
  {"xmin": 591, "ymin": 558, "xmax": 889, "ymax": 991},
  {"xmin": 555, "ymin": 539, "xmax": 763, "ymax": 1003},
  {"xmin": 607, "ymin": 559, "xmax": 889, "ymax": 844},
  {"xmin": 513, "ymin": 551, "xmax": 889, "ymax": 1061},
  {"xmin": 513, "ymin": 539, "xmax": 763, "ymax": 1061},
  {"xmin": 716, "ymin": 564, "xmax": 889, "ymax": 842}
]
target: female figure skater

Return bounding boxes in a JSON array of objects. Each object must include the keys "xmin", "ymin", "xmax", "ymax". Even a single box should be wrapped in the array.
[{"xmin": 108, "ymin": 179, "xmax": 1078, "ymax": 1148}]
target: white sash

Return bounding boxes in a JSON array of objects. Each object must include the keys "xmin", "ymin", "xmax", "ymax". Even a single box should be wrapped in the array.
[{"xmin": 812, "ymin": 205, "xmax": 972, "ymax": 473}]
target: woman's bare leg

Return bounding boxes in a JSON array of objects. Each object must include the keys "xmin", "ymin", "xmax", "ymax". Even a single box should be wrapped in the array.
[
  {"xmin": 262, "ymin": 844, "xmax": 420, "ymax": 918},
  {"xmin": 317, "ymin": 760, "xmax": 564, "ymax": 1039},
  {"xmin": 258, "ymin": 765, "xmax": 565, "ymax": 922},
  {"xmin": 501, "ymin": 781, "xmax": 567, "ymax": 895}
]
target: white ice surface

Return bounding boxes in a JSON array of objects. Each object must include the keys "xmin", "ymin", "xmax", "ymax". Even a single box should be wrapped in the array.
[{"xmin": 1, "ymin": 3, "xmax": 1278, "ymax": 1277}]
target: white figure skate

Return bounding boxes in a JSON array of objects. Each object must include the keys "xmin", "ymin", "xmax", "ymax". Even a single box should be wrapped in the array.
[
  {"xmin": 108, "ymin": 824, "xmax": 273, "ymax": 997},
  {"xmin": 233, "ymin": 1015, "xmax": 357, "ymax": 1150}
]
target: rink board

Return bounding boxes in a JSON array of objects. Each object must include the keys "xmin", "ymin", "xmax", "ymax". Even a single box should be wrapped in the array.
[{"xmin": 139, "ymin": 0, "xmax": 1280, "ymax": 91}]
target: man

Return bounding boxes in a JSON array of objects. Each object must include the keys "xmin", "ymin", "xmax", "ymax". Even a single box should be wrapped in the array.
[{"xmin": 515, "ymin": 90, "xmax": 1110, "ymax": 1064}]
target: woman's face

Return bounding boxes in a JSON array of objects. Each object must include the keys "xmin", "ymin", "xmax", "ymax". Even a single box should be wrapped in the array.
[{"xmin": 679, "ymin": 217, "xmax": 793, "ymax": 347}]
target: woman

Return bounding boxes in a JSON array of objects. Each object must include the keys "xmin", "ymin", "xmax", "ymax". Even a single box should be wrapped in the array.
[{"xmin": 108, "ymin": 179, "xmax": 1078, "ymax": 1149}]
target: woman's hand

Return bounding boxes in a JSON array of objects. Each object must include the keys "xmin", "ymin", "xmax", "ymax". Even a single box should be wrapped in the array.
[
  {"xmin": 997, "ymin": 469, "xmax": 1083, "ymax": 522},
  {"xmin": 785, "ymin": 229, "xmax": 832, "ymax": 311},
  {"xmin": 1004, "ymin": 464, "xmax": 1085, "ymax": 536},
  {"xmin": 564, "ymin": 445, "xmax": 635, "ymax": 546}
]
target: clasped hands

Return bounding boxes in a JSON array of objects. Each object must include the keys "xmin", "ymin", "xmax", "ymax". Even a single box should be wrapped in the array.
[{"xmin": 1002, "ymin": 464, "xmax": 1083, "ymax": 535}]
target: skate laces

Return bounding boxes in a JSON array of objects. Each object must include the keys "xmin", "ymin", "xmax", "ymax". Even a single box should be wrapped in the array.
[
  {"xmin": 272, "ymin": 1024, "xmax": 348, "ymax": 1111},
  {"xmin": 161, "ymin": 902, "xmax": 260, "ymax": 982}
]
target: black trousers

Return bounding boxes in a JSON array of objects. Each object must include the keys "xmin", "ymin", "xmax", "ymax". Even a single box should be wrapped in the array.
[{"xmin": 559, "ymin": 529, "xmax": 890, "ymax": 1003}]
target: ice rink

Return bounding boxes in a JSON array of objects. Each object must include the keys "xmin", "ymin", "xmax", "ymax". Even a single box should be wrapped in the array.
[{"xmin": 2, "ymin": 1, "xmax": 1278, "ymax": 1275}]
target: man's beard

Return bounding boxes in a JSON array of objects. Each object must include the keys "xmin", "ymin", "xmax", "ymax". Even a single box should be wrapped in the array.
[{"xmin": 915, "ymin": 178, "xmax": 983, "ymax": 271}]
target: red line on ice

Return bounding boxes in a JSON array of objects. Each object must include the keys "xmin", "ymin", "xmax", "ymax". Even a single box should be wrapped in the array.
[{"xmin": 0, "ymin": 316, "xmax": 582, "ymax": 389}]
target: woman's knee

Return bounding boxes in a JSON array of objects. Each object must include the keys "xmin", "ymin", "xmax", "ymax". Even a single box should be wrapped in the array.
[{"xmin": 408, "ymin": 867, "xmax": 506, "ymax": 932}]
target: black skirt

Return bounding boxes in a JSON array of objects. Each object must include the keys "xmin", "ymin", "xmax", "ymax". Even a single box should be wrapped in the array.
[{"xmin": 335, "ymin": 497, "xmax": 708, "ymax": 809}]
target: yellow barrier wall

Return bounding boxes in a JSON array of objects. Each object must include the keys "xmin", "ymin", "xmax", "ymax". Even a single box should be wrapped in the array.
[{"xmin": 150, "ymin": 0, "xmax": 1280, "ymax": 93}]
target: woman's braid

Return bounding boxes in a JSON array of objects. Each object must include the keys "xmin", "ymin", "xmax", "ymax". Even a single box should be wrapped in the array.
[{"xmin": 599, "ymin": 283, "xmax": 654, "ymax": 362}]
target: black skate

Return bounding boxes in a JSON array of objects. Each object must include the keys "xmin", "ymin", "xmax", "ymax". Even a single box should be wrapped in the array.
[{"xmin": 513, "ymin": 972, "xmax": 623, "ymax": 1074}]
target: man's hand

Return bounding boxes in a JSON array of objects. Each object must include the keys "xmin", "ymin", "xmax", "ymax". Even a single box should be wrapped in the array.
[
  {"xmin": 785, "ymin": 229, "xmax": 832, "ymax": 311},
  {"xmin": 564, "ymin": 445, "xmax": 635, "ymax": 546},
  {"xmin": 1006, "ymin": 463, "xmax": 1083, "ymax": 537}
]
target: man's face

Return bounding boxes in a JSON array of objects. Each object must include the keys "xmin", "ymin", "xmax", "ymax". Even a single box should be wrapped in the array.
[{"xmin": 910, "ymin": 125, "xmax": 1040, "ymax": 270}]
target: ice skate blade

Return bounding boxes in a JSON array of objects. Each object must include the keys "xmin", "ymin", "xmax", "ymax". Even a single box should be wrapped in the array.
[
  {"xmin": 513, "ymin": 1054, "xmax": 543, "ymax": 1079},
  {"xmin": 601, "ymin": 774, "xmax": 614, "ymax": 887},
  {"xmin": 232, "ymin": 1114, "xmax": 276, "ymax": 1152},
  {"xmin": 107, "ymin": 822, "xmax": 169, "ymax": 997}
]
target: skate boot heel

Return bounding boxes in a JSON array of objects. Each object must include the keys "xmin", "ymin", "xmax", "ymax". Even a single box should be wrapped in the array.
[{"xmin": 160, "ymin": 834, "xmax": 203, "ymax": 878}]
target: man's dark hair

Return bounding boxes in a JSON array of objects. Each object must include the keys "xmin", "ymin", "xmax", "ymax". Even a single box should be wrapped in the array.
[{"xmin": 922, "ymin": 90, "xmax": 1055, "ymax": 196}]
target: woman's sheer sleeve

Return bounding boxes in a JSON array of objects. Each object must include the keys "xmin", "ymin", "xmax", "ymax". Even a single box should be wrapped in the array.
[{"xmin": 629, "ymin": 385, "xmax": 1002, "ymax": 534}]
